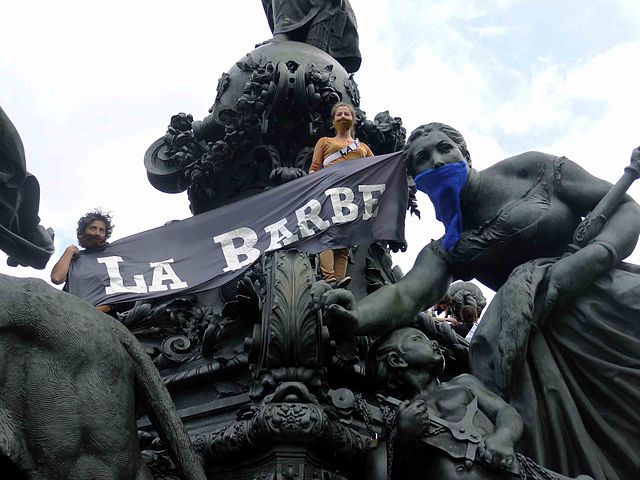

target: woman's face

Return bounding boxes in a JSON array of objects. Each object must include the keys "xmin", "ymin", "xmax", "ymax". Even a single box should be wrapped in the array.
[
  {"xmin": 333, "ymin": 105, "xmax": 354, "ymax": 122},
  {"xmin": 406, "ymin": 130, "xmax": 466, "ymax": 177}
]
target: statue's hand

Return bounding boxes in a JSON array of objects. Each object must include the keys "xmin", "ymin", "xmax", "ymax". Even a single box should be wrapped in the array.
[
  {"xmin": 479, "ymin": 432, "xmax": 515, "ymax": 470},
  {"xmin": 396, "ymin": 399, "xmax": 430, "ymax": 438},
  {"xmin": 543, "ymin": 244, "xmax": 608, "ymax": 318},
  {"xmin": 311, "ymin": 281, "xmax": 360, "ymax": 336},
  {"xmin": 630, "ymin": 145, "xmax": 640, "ymax": 173}
]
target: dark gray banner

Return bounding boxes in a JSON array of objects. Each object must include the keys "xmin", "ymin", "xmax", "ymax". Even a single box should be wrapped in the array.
[{"xmin": 67, "ymin": 152, "xmax": 407, "ymax": 306}]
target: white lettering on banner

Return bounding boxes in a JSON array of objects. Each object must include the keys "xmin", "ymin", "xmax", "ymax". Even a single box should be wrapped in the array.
[
  {"xmin": 295, "ymin": 199, "xmax": 331, "ymax": 238},
  {"xmin": 97, "ymin": 256, "xmax": 189, "ymax": 295},
  {"xmin": 98, "ymin": 256, "xmax": 147, "ymax": 294},
  {"xmin": 148, "ymin": 258, "xmax": 189, "ymax": 292},
  {"xmin": 265, "ymin": 218, "xmax": 299, "ymax": 252},
  {"xmin": 212, "ymin": 183, "xmax": 391, "ymax": 272},
  {"xmin": 213, "ymin": 227, "xmax": 261, "ymax": 272},
  {"xmin": 325, "ymin": 187, "xmax": 358, "ymax": 224},
  {"xmin": 359, "ymin": 184, "xmax": 386, "ymax": 220}
]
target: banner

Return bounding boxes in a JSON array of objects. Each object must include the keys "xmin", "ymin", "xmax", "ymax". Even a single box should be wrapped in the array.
[{"xmin": 67, "ymin": 152, "xmax": 407, "ymax": 306}]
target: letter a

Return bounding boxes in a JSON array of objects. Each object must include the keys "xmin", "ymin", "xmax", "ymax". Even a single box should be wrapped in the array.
[{"xmin": 148, "ymin": 258, "xmax": 188, "ymax": 292}]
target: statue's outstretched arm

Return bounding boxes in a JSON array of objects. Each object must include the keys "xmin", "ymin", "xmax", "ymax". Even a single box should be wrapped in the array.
[{"xmin": 318, "ymin": 245, "xmax": 452, "ymax": 336}]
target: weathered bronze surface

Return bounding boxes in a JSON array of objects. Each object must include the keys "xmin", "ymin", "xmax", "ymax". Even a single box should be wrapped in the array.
[{"xmin": 3, "ymin": 1, "xmax": 639, "ymax": 479}]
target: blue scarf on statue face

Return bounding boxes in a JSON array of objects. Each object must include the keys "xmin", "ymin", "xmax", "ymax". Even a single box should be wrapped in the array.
[{"xmin": 414, "ymin": 161, "xmax": 468, "ymax": 251}]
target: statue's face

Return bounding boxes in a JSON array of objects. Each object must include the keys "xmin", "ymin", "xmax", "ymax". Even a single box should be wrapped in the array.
[
  {"xmin": 406, "ymin": 130, "xmax": 466, "ymax": 177},
  {"xmin": 398, "ymin": 328, "xmax": 444, "ymax": 370}
]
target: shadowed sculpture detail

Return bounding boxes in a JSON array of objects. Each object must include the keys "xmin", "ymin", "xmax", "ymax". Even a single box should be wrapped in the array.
[
  {"xmin": 316, "ymin": 123, "xmax": 640, "ymax": 480},
  {"xmin": 0, "ymin": 107, "xmax": 54, "ymax": 269}
]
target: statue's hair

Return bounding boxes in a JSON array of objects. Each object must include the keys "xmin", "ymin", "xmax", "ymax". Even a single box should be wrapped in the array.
[
  {"xmin": 330, "ymin": 102, "xmax": 357, "ymax": 137},
  {"xmin": 403, "ymin": 122, "xmax": 471, "ymax": 175},
  {"xmin": 368, "ymin": 328, "xmax": 410, "ymax": 393},
  {"xmin": 76, "ymin": 208, "xmax": 114, "ymax": 241}
]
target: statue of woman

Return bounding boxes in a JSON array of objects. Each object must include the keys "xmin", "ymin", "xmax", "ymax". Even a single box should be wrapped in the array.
[
  {"xmin": 315, "ymin": 123, "xmax": 640, "ymax": 480},
  {"xmin": 261, "ymin": 0, "xmax": 362, "ymax": 72}
]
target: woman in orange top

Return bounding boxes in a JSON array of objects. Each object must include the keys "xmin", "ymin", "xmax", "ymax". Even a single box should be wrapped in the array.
[{"xmin": 309, "ymin": 102, "xmax": 374, "ymax": 286}]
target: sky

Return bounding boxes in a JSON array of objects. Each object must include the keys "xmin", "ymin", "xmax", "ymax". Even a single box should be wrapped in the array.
[{"xmin": 2, "ymin": 0, "xmax": 640, "ymax": 306}]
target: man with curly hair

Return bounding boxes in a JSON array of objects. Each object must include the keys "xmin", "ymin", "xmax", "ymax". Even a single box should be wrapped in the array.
[{"xmin": 50, "ymin": 209, "xmax": 113, "ymax": 294}]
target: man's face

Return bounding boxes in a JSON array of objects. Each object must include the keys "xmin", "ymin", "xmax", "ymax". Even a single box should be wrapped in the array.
[{"xmin": 79, "ymin": 220, "xmax": 107, "ymax": 249}]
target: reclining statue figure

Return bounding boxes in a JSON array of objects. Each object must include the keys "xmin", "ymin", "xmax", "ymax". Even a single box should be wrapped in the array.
[{"xmin": 369, "ymin": 327, "xmax": 592, "ymax": 480}]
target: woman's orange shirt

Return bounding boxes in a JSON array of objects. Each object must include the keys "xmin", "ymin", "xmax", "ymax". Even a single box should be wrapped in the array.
[{"xmin": 309, "ymin": 137, "xmax": 374, "ymax": 173}]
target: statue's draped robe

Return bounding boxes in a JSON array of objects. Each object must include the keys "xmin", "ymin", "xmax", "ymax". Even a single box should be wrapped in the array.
[
  {"xmin": 0, "ymin": 107, "xmax": 54, "ymax": 269},
  {"xmin": 471, "ymin": 259, "xmax": 640, "ymax": 480},
  {"xmin": 261, "ymin": 0, "xmax": 362, "ymax": 72},
  {"xmin": 431, "ymin": 154, "xmax": 640, "ymax": 480}
]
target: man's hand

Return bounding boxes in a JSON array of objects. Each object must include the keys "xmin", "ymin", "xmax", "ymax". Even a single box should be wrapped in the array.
[
  {"xmin": 65, "ymin": 245, "xmax": 80, "ymax": 257},
  {"xmin": 396, "ymin": 399, "xmax": 430, "ymax": 438},
  {"xmin": 478, "ymin": 432, "xmax": 515, "ymax": 471},
  {"xmin": 50, "ymin": 245, "xmax": 80, "ymax": 285},
  {"xmin": 311, "ymin": 281, "xmax": 360, "ymax": 336}
]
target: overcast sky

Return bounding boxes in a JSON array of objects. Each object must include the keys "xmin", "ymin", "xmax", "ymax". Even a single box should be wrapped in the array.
[{"xmin": 2, "ymin": 0, "xmax": 640, "ymax": 305}]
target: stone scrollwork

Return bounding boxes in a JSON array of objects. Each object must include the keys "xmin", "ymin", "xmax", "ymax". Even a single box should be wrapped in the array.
[
  {"xmin": 246, "ymin": 250, "xmax": 330, "ymax": 401},
  {"xmin": 205, "ymin": 399, "xmax": 370, "ymax": 462},
  {"xmin": 121, "ymin": 295, "xmax": 221, "ymax": 366},
  {"xmin": 145, "ymin": 40, "xmax": 403, "ymax": 216},
  {"xmin": 356, "ymin": 110, "xmax": 406, "ymax": 155}
]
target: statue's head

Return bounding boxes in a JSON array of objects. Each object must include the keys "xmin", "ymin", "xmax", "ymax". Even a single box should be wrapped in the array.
[
  {"xmin": 76, "ymin": 208, "xmax": 113, "ymax": 249},
  {"xmin": 368, "ymin": 327, "xmax": 445, "ymax": 395},
  {"xmin": 403, "ymin": 123, "xmax": 471, "ymax": 177}
]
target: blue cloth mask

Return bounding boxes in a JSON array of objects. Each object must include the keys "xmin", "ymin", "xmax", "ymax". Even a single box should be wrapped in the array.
[{"xmin": 414, "ymin": 161, "xmax": 468, "ymax": 250}]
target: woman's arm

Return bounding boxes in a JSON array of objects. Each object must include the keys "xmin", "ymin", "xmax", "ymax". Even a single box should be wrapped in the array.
[
  {"xmin": 319, "ymin": 243, "xmax": 453, "ymax": 336},
  {"xmin": 557, "ymin": 154, "xmax": 640, "ymax": 259},
  {"xmin": 309, "ymin": 138, "xmax": 326, "ymax": 173},
  {"xmin": 542, "ymin": 150, "xmax": 640, "ymax": 312}
]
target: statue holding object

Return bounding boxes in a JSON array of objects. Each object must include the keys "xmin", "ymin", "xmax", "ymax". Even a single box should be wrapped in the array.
[{"xmin": 317, "ymin": 123, "xmax": 640, "ymax": 480}]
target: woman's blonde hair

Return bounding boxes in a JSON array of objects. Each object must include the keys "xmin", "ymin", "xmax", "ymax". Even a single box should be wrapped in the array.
[{"xmin": 331, "ymin": 102, "xmax": 357, "ymax": 137}]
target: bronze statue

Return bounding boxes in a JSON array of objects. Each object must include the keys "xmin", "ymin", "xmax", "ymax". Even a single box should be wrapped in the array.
[
  {"xmin": 261, "ymin": 0, "xmax": 362, "ymax": 72},
  {"xmin": 0, "ymin": 106, "xmax": 54, "ymax": 269},
  {"xmin": 369, "ymin": 327, "xmax": 591, "ymax": 479},
  {"xmin": 316, "ymin": 123, "xmax": 640, "ymax": 480},
  {"xmin": 0, "ymin": 274, "xmax": 207, "ymax": 480}
]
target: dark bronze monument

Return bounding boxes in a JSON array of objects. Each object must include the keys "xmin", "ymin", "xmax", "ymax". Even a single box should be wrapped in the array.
[{"xmin": 2, "ymin": 1, "xmax": 639, "ymax": 479}]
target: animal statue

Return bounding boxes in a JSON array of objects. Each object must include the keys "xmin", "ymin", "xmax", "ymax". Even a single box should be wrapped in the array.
[
  {"xmin": 0, "ymin": 106, "xmax": 206, "ymax": 479},
  {"xmin": 0, "ymin": 274, "xmax": 207, "ymax": 479}
]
